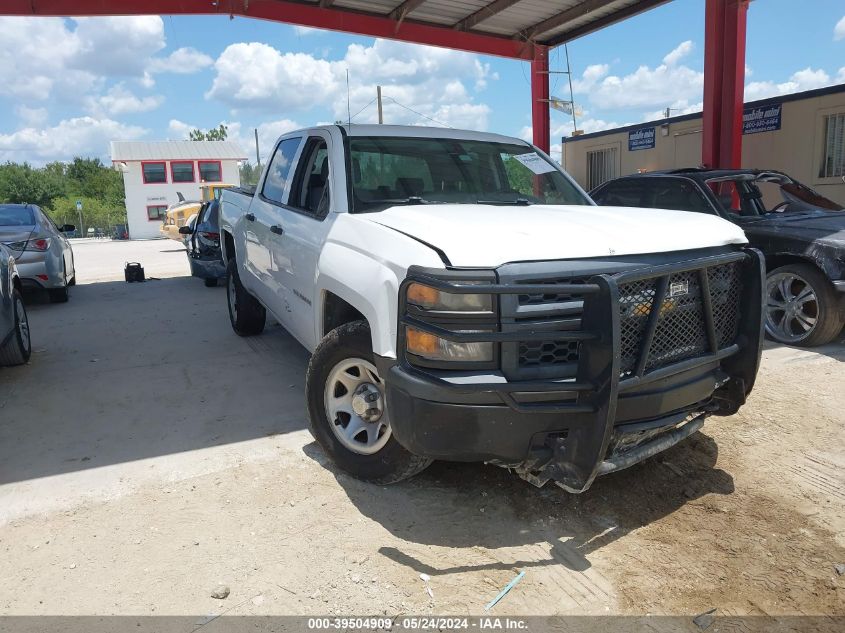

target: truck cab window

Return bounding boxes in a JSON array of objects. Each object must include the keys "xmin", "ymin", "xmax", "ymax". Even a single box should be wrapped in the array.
[{"xmin": 262, "ymin": 137, "xmax": 301, "ymax": 204}]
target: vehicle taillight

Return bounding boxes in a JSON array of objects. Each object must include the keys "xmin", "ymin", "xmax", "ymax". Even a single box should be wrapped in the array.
[
  {"xmin": 29, "ymin": 238, "xmax": 51, "ymax": 251},
  {"xmin": 200, "ymin": 232, "xmax": 220, "ymax": 241}
]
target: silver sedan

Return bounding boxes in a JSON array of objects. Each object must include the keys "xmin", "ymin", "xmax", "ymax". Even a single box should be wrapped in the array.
[
  {"xmin": 0, "ymin": 204, "xmax": 76, "ymax": 303},
  {"xmin": 0, "ymin": 243, "xmax": 30, "ymax": 366}
]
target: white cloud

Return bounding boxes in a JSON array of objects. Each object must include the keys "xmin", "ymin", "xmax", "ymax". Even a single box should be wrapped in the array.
[
  {"xmin": 663, "ymin": 40, "xmax": 693, "ymax": 66},
  {"xmin": 15, "ymin": 106, "xmax": 49, "ymax": 127},
  {"xmin": 0, "ymin": 16, "xmax": 169, "ymax": 106},
  {"xmin": 167, "ymin": 118, "xmax": 300, "ymax": 162},
  {"xmin": 834, "ymin": 15, "xmax": 845, "ymax": 41},
  {"xmin": 837, "ymin": 67, "xmax": 845, "ymax": 83},
  {"xmin": 0, "ymin": 117, "xmax": 147, "ymax": 164},
  {"xmin": 744, "ymin": 67, "xmax": 833, "ymax": 101},
  {"xmin": 69, "ymin": 17, "xmax": 166, "ymax": 77},
  {"xmin": 148, "ymin": 47, "xmax": 214, "ymax": 75},
  {"xmin": 571, "ymin": 42, "xmax": 703, "ymax": 110},
  {"xmin": 88, "ymin": 84, "xmax": 164, "ymax": 116},
  {"xmin": 206, "ymin": 39, "xmax": 494, "ymax": 130},
  {"xmin": 642, "ymin": 100, "xmax": 703, "ymax": 122}
]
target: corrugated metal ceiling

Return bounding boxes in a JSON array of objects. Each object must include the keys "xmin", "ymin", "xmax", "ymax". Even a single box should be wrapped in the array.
[{"xmin": 325, "ymin": 0, "xmax": 667, "ymax": 46}]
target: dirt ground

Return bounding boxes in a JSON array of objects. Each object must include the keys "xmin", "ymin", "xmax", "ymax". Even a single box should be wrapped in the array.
[{"xmin": 0, "ymin": 239, "xmax": 843, "ymax": 618}]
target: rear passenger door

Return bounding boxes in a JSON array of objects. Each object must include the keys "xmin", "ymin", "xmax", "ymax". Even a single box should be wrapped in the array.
[{"xmin": 266, "ymin": 132, "xmax": 335, "ymax": 349}]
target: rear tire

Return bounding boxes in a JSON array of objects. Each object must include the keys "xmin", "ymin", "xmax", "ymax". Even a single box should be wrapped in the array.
[
  {"xmin": 0, "ymin": 289, "xmax": 31, "ymax": 366},
  {"xmin": 306, "ymin": 320, "xmax": 432, "ymax": 484},
  {"xmin": 226, "ymin": 258, "xmax": 265, "ymax": 336},
  {"xmin": 204, "ymin": 277, "xmax": 218, "ymax": 288}
]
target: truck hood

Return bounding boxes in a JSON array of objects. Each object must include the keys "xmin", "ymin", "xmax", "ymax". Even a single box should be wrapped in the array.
[{"xmin": 365, "ymin": 204, "xmax": 747, "ymax": 267}]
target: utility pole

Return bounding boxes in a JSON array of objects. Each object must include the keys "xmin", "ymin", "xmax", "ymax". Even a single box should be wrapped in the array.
[
  {"xmin": 377, "ymin": 85, "xmax": 384, "ymax": 124},
  {"xmin": 254, "ymin": 128, "xmax": 261, "ymax": 170}
]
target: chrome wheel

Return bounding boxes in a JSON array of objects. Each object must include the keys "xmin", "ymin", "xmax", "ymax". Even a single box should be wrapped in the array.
[
  {"xmin": 15, "ymin": 295, "xmax": 30, "ymax": 354},
  {"xmin": 765, "ymin": 271, "xmax": 818, "ymax": 343},
  {"xmin": 324, "ymin": 358, "xmax": 391, "ymax": 455}
]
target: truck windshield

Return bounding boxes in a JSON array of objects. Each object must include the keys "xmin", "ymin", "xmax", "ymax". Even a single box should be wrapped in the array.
[{"xmin": 348, "ymin": 137, "xmax": 590, "ymax": 213}]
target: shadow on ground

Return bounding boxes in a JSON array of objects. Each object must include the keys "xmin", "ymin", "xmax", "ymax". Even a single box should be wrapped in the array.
[
  {"xmin": 304, "ymin": 430, "xmax": 733, "ymax": 573},
  {"xmin": 0, "ymin": 276, "xmax": 309, "ymax": 484}
]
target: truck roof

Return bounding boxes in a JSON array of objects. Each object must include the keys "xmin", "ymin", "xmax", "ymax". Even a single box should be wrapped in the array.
[{"xmin": 309, "ymin": 124, "xmax": 531, "ymax": 146}]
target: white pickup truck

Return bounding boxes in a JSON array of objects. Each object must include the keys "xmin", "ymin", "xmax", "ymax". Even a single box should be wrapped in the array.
[{"xmin": 220, "ymin": 125, "xmax": 765, "ymax": 493}]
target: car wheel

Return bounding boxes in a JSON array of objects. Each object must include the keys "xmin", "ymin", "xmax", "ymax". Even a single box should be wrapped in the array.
[
  {"xmin": 765, "ymin": 264, "xmax": 843, "ymax": 346},
  {"xmin": 226, "ymin": 258, "xmax": 265, "ymax": 336},
  {"xmin": 305, "ymin": 320, "xmax": 432, "ymax": 484},
  {"xmin": 0, "ymin": 289, "xmax": 32, "ymax": 366},
  {"xmin": 204, "ymin": 277, "xmax": 218, "ymax": 288}
]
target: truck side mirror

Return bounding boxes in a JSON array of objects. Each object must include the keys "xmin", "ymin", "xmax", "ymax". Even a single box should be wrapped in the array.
[
  {"xmin": 178, "ymin": 226, "xmax": 193, "ymax": 235},
  {"xmin": 61, "ymin": 224, "xmax": 76, "ymax": 233}
]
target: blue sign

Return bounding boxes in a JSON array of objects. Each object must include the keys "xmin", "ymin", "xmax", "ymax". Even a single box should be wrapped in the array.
[
  {"xmin": 628, "ymin": 126, "xmax": 655, "ymax": 151},
  {"xmin": 743, "ymin": 103, "xmax": 781, "ymax": 134}
]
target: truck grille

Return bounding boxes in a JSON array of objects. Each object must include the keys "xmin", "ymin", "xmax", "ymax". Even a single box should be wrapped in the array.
[{"xmin": 502, "ymin": 259, "xmax": 743, "ymax": 381}]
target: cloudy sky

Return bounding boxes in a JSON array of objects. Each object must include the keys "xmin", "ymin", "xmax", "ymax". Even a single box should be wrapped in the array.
[{"xmin": 1, "ymin": 0, "xmax": 844, "ymax": 165}]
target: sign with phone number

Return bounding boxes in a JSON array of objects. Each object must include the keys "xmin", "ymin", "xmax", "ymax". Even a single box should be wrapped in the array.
[{"xmin": 743, "ymin": 103, "xmax": 782, "ymax": 134}]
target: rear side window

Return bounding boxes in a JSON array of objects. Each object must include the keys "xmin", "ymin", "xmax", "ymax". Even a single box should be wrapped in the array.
[
  {"xmin": 646, "ymin": 178, "xmax": 714, "ymax": 214},
  {"xmin": 591, "ymin": 180, "xmax": 644, "ymax": 207},
  {"xmin": 0, "ymin": 205, "xmax": 35, "ymax": 226},
  {"xmin": 262, "ymin": 137, "xmax": 301, "ymax": 204}
]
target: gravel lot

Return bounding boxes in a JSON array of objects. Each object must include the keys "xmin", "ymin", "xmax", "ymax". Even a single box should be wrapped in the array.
[{"xmin": 0, "ymin": 239, "xmax": 843, "ymax": 618}]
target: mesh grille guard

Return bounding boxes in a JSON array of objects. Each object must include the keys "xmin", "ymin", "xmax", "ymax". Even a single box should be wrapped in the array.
[{"xmin": 396, "ymin": 248, "xmax": 765, "ymax": 492}]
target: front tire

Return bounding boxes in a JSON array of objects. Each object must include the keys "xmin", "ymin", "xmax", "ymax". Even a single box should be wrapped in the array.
[
  {"xmin": 0, "ymin": 289, "xmax": 31, "ymax": 366},
  {"xmin": 306, "ymin": 320, "xmax": 432, "ymax": 484},
  {"xmin": 226, "ymin": 258, "xmax": 265, "ymax": 336},
  {"xmin": 204, "ymin": 277, "xmax": 218, "ymax": 288},
  {"xmin": 765, "ymin": 264, "xmax": 842, "ymax": 346}
]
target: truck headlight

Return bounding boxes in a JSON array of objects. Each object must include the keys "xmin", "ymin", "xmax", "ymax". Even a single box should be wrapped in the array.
[
  {"xmin": 407, "ymin": 282, "xmax": 493, "ymax": 313},
  {"xmin": 406, "ymin": 327, "xmax": 494, "ymax": 362}
]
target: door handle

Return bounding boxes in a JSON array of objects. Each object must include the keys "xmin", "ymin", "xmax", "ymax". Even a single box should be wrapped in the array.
[
  {"xmin": 270, "ymin": 225, "xmax": 284, "ymax": 235},
  {"xmin": 245, "ymin": 213, "xmax": 255, "ymax": 222}
]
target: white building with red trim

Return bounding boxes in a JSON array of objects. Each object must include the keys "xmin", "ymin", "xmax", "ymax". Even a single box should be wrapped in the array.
[{"xmin": 110, "ymin": 140, "xmax": 247, "ymax": 239}]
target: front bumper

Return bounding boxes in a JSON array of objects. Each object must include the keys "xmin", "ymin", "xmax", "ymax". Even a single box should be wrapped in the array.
[{"xmin": 382, "ymin": 249, "xmax": 765, "ymax": 493}]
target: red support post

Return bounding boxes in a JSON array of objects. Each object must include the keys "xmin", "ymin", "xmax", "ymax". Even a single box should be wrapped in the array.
[
  {"xmin": 702, "ymin": 0, "xmax": 749, "ymax": 169},
  {"xmin": 531, "ymin": 44, "xmax": 551, "ymax": 154}
]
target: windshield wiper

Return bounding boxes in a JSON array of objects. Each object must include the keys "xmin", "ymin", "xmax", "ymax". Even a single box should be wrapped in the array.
[
  {"xmin": 377, "ymin": 197, "xmax": 445, "ymax": 206},
  {"xmin": 476, "ymin": 198, "xmax": 532, "ymax": 206}
]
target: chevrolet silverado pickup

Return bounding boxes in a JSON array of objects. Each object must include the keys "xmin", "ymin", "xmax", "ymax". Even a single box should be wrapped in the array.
[{"xmin": 219, "ymin": 125, "xmax": 764, "ymax": 493}]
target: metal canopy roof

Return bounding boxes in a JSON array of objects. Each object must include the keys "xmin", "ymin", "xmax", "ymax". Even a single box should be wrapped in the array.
[
  {"xmin": 328, "ymin": 0, "xmax": 668, "ymax": 47},
  {"xmin": 4, "ymin": 0, "xmax": 670, "ymax": 59}
]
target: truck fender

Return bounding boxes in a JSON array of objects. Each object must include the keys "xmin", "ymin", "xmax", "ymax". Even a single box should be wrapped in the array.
[{"xmin": 315, "ymin": 242, "xmax": 403, "ymax": 359}]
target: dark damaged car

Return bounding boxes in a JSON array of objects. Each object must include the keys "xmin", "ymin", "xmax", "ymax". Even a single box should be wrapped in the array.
[{"xmin": 591, "ymin": 169, "xmax": 845, "ymax": 346}]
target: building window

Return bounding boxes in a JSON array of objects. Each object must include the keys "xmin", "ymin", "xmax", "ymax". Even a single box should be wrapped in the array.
[
  {"xmin": 586, "ymin": 147, "xmax": 617, "ymax": 191},
  {"xmin": 147, "ymin": 205, "xmax": 168, "ymax": 221},
  {"xmin": 819, "ymin": 113, "xmax": 845, "ymax": 178},
  {"xmin": 198, "ymin": 161, "xmax": 222, "ymax": 182},
  {"xmin": 171, "ymin": 161, "xmax": 195, "ymax": 183},
  {"xmin": 142, "ymin": 162, "xmax": 167, "ymax": 184}
]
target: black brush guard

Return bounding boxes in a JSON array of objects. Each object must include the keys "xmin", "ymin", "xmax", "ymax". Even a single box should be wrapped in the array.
[{"xmin": 389, "ymin": 248, "xmax": 765, "ymax": 493}]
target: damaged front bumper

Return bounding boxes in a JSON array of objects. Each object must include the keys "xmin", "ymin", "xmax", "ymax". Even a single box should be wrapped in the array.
[{"xmin": 379, "ymin": 248, "xmax": 765, "ymax": 493}]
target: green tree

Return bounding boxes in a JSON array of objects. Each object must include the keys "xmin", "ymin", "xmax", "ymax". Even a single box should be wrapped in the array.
[
  {"xmin": 188, "ymin": 124, "xmax": 228, "ymax": 141},
  {"xmin": 0, "ymin": 162, "xmax": 65, "ymax": 208},
  {"xmin": 239, "ymin": 162, "xmax": 261, "ymax": 187}
]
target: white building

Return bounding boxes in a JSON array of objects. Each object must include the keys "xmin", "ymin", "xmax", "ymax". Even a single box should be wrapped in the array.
[{"xmin": 110, "ymin": 140, "xmax": 247, "ymax": 239}]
